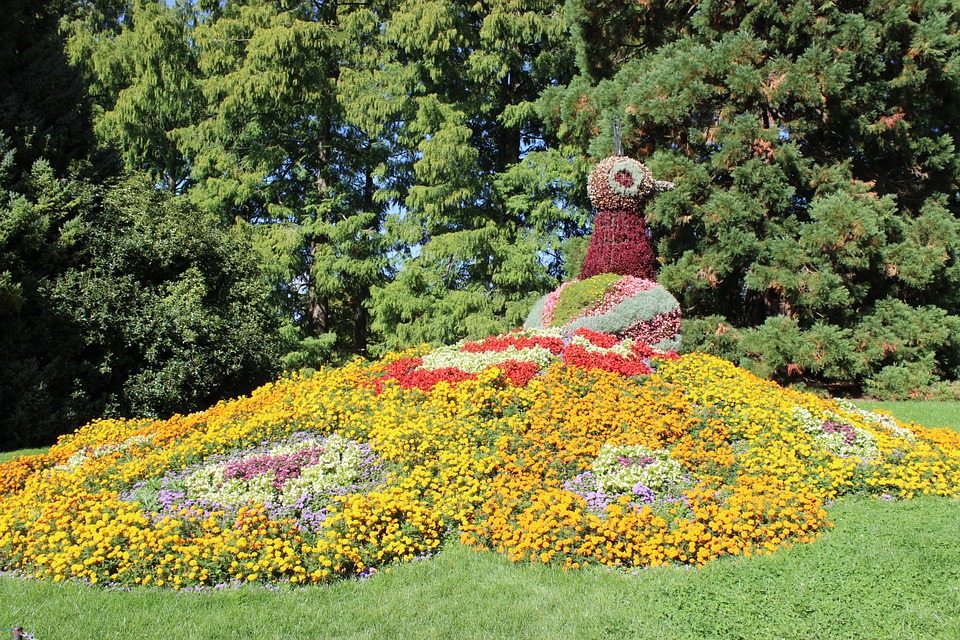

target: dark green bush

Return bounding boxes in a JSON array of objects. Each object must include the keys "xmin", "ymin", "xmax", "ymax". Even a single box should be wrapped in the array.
[
  {"xmin": 1, "ymin": 172, "xmax": 283, "ymax": 447},
  {"xmin": 680, "ymin": 299, "xmax": 960, "ymax": 399}
]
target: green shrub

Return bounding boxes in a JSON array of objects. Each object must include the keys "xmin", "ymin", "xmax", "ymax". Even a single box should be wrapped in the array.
[
  {"xmin": 864, "ymin": 358, "xmax": 938, "ymax": 400},
  {"xmin": 679, "ymin": 299, "xmax": 960, "ymax": 399},
  {"xmin": 737, "ymin": 317, "xmax": 808, "ymax": 381},
  {"xmin": 855, "ymin": 300, "xmax": 960, "ymax": 379},
  {"xmin": 678, "ymin": 316, "xmax": 743, "ymax": 360}
]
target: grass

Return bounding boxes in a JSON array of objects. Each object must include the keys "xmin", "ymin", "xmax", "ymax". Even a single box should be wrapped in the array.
[
  {"xmin": 0, "ymin": 448, "xmax": 47, "ymax": 465},
  {"xmin": 1, "ymin": 402, "xmax": 958, "ymax": 639},
  {"xmin": 852, "ymin": 400, "xmax": 960, "ymax": 432}
]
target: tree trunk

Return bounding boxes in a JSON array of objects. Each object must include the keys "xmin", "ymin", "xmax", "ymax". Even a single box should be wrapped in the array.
[
  {"xmin": 353, "ymin": 298, "xmax": 368, "ymax": 356},
  {"xmin": 304, "ymin": 242, "xmax": 328, "ymax": 334}
]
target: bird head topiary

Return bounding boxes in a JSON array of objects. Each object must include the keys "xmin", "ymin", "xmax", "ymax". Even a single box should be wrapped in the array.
[{"xmin": 586, "ymin": 156, "xmax": 675, "ymax": 215}]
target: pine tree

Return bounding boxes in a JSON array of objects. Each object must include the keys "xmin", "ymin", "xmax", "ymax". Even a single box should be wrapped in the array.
[
  {"xmin": 542, "ymin": 0, "xmax": 960, "ymax": 394},
  {"xmin": 69, "ymin": 0, "xmax": 592, "ymax": 357},
  {"xmin": 184, "ymin": 0, "xmax": 388, "ymax": 358},
  {"xmin": 67, "ymin": 0, "xmax": 201, "ymax": 191},
  {"xmin": 0, "ymin": 0, "xmax": 94, "ymax": 174}
]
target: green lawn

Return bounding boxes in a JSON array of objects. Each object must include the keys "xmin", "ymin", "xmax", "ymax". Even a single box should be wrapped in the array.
[
  {"xmin": 0, "ymin": 448, "xmax": 47, "ymax": 465},
  {"xmin": 852, "ymin": 400, "xmax": 960, "ymax": 433},
  {"xmin": 1, "ymin": 402, "xmax": 958, "ymax": 639}
]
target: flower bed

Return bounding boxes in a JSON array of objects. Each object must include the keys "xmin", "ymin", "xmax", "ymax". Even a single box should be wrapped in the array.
[
  {"xmin": 525, "ymin": 275, "xmax": 682, "ymax": 350},
  {"xmin": 1, "ymin": 332, "xmax": 958, "ymax": 589},
  {"xmin": 374, "ymin": 328, "xmax": 675, "ymax": 391}
]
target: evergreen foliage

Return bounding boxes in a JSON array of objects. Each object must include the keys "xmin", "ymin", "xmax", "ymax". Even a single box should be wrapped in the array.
[
  {"xmin": 338, "ymin": 0, "xmax": 588, "ymax": 352},
  {"xmin": 0, "ymin": 0, "xmax": 95, "ymax": 175},
  {"xmin": 4, "ymin": 0, "xmax": 956, "ymax": 422},
  {"xmin": 67, "ymin": 0, "xmax": 200, "ymax": 192},
  {"xmin": 69, "ymin": 0, "xmax": 391, "ymax": 360},
  {"xmin": 0, "ymin": 151, "xmax": 91, "ymax": 447},
  {"xmin": 0, "ymin": 161, "xmax": 282, "ymax": 447},
  {"xmin": 542, "ymin": 0, "xmax": 960, "ymax": 394}
]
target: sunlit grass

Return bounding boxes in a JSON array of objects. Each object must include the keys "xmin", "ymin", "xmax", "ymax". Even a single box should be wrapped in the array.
[
  {"xmin": 0, "ymin": 448, "xmax": 47, "ymax": 464},
  {"xmin": 1, "ymin": 494, "xmax": 958, "ymax": 639},
  {"xmin": 853, "ymin": 401, "xmax": 960, "ymax": 433}
]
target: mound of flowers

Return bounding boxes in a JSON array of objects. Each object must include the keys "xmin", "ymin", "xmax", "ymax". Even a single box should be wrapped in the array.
[
  {"xmin": 524, "ymin": 275, "xmax": 681, "ymax": 350},
  {"xmin": 1, "ymin": 330, "xmax": 959, "ymax": 589},
  {"xmin": 376, "ymin": 328, "xmax": 672, "ymax": 392}
]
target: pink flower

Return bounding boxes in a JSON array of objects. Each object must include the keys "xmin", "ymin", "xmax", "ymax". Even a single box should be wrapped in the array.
[
  {"xmin": 222, "ymin": 447, "xmax": 327, "ymax": 490},
  {"xmin": 620, "ymin": 309, "xmax": 682, "ymax": 345},
  {"xmin": 541, "ymin": 281, "xmax": 574, "ymax": 326}
]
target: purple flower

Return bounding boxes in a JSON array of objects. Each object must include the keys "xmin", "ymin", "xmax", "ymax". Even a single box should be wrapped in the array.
[
  {"xmin": 222, "ymin": 447, "xmax": 326, "ymax": 490},
  {"xmin": 631, "ymin": 483, "xmax": 656, "ymax": 503},
  {"xmin": 564, "ymin": 472, "xmax": 611, "ymax": 515},
  {"xmin": 121, "ymin": 433, "xmax": 384, "ymax": 533}
]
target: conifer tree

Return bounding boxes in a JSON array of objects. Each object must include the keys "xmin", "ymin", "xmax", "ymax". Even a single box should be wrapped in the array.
[
  {"xmin": 1, "ymin": 0, "xmax": 94, "ymax": 174},
  {"xmin": 67, "ymin": 0, "xmax": 200, "ymax": 191},
  {"xmin": 71, "ymin": 0, "xmax": 392, "ymax": 360},
  {"xmin": 542, "ymin": 0, "xmax": 960, "ymax": 394},
  {"xmin": 67, "ymin": 0, "xmax": 592, "ymax": 358},
  {"xmin": 0, "ymin": 0, "xmax": 286, "ymax": 446},
  {"xmin": 339, "ymin": 0, "xmax": 587, "ymax": 351}
]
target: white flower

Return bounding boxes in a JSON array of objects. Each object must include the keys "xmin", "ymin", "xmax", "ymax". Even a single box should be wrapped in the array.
[{"xmin": 591, "ymin": 443, "xmax": 685, "ymax": 494}]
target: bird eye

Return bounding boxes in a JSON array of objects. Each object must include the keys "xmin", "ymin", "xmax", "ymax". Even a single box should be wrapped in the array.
[
  {"xmin": 606, "ymin": 159, "xmax": 649, "ymax": 198},
  {"xmin": 613, "ymin": 169, "xmax": 635, "ymax": 189}
]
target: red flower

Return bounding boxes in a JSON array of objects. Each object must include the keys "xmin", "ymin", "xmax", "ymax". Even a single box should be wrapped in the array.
[
  {"xmin": 384, "ymin": 357, "xmax": 424, "ymax": 377},
  {"xmin": 374, "ymin": 357, "xmax": 477, "ymax": 393},
  {"xmin": 461, "ymin": 334, "xmax": 565, "ymax": 354},
  {"xmin": 573, "ymin": 328, "xmax": 620, "ymax": 348},
  {"xmin": 562, "ymin": 344, "xmax": 652, "ymax": 377},
  {"xmin": 629, "ymin": 342, "xmax": 657, "ymax": 359},
  {"xmin": 396, "ymin": 368, "xmax": 477, "ymax": 392},
  {"xmin": 373, "ymin": 331, "xmax": 676, "ymax": 393},
  {"xmin": 487, "ymin": 360, "xmax": 541, "ymax": 387}
]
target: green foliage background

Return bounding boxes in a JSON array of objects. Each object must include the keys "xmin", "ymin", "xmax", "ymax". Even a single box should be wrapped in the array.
[
  {"xmin": 2, "ymin": 0, "xmax": 960, "ymax": 444},
  {"xmin": 546, "ymin": 0, "xmax": 960, "ymax": 397}
]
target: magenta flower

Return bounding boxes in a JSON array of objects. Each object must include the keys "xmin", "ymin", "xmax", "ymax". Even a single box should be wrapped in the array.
[
  {"xmin": 821, "ymin": 420, "xmax": 858, "ymax": 447},
  {"xmin": 222, "ymin": 447, "xmax": 327, "ymax": 490}
]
